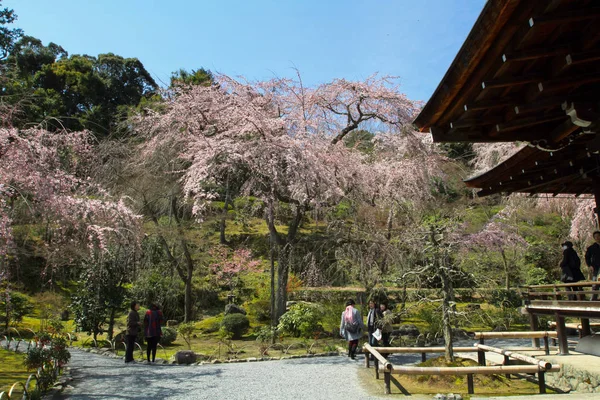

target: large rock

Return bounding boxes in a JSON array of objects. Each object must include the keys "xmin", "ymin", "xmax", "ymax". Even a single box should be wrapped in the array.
[
  {"xmin": 576, "ymin": 334, "xmax": 600, "ymax": 356},
  {"xmin": 224, "ymin": 304, "xmax": 247, "ymax": 315},
  {"xmin": 171, "ymin": 350, "xmax": 197, "ymax": 365},
  {"xmin": 394, "ymin": 324, "xmax": 420, "ymax": 337}
]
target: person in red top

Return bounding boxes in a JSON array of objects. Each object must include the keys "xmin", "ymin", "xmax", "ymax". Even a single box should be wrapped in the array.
[{"xmin": 143, "ymin": 304, "xmax": 164, "ymax": 363}]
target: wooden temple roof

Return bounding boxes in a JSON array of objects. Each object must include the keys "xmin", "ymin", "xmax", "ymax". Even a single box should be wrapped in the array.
[{"xmin": 414, "ymin": 0, "xmax": 600, "ymax": 196}]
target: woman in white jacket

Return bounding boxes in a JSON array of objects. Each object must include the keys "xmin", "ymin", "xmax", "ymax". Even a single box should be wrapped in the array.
[{"xmin": 339, "ymin": 299, "xmax": 365, "ymax": 359}]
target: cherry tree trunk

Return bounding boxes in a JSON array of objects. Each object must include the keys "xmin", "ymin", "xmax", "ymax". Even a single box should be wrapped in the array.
[{"xmin": 275, "ymin": 244, "xmax": 292, "ymax": 321}]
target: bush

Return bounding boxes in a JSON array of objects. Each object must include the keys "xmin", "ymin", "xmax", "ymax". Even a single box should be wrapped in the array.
[
  {"xmin": 247, "ymin": 298, "xmax": 271, "ymax": 323},
  {"xmin": 277, "ymin": 302, "xmax": 323, "ymax": 338},
  {"xmin": 489, "ymin": 289, "xmax": 522, "ymax": 309},
  {"xmin": 161, "ymin": 326, "xmax": 178, "ymax": 345},
  {"xmin": 220, "ymin": 313, "xmax": 250, "ymax": 339},
  {"xmin": 177, "ymin": 323, "xmax": 195, "ymax": 349}
]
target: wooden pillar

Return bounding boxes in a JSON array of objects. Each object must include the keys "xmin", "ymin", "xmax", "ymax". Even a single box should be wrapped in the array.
[
  {"xmin": 580, "ymin": 318, "xmax": 591, "ymax": 337},
  {"xmin": 477, "ymin": 348, "xmax": 486, "ymax": 366},
  {"xmin": 365, "ymin": 351, "xmax": 370, "ymax": 369},
  {"xmin": 543, "ymin": 336, "xmax": 550, "ymax": 355},
  {"xmin": 384, "ymin": 371, "xmax": 391, "ymax": 395},
  {"xmin": 421, "ymin": 352, "xmax": 426, "ymax": 363},
  {"xmin": 538, "ymin": 371, "xmax": 546, "ymax": 394},
  {"xmin": 593, "ymin": 176, "xmax": 600, "ymax": 228},
  {"xmin": 529, "ymin": 313, "xmax": 540, "ymax": 348},
  {"xmin": 374, "ymin": 358, "xmax": 380, "ymax": 379},
  {"xmin": 467, "ymin": 374, "xmax": 474, "ymax": 394},
  {"xmin": 555, "ymin": 314, "xmax": 569, "ymax": 355},
  {"xmin": 504, "ymin": 355, "xmax": 511, "ymax": 378}
]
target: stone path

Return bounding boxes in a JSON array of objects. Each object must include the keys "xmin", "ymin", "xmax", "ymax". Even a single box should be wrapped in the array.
[{"xmin": 51, "ymin": 349, "xmax": 389, "ymax": 400}]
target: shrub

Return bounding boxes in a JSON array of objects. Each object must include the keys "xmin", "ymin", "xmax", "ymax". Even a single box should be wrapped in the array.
[
  {"xmin": 489, "ymin": 289, "xmax": 522, "ymax": 309},
  {"xmin": 277, "ymin": 302, "xmax": 323, "ymax": 338},
  {"xmin": 177, "ymin": 323, "xmax": 195, "ymax": 349},
  {"xmin": 247, "ymin": 298, "xmax": 271, "ymax": 323},
  {"xmin": 220, "ymin": 313, "xmax": 250, "ymax": 339},
  {"xmin": 161, "ymin": 326, "xmax": 178, "ymax": 345}
]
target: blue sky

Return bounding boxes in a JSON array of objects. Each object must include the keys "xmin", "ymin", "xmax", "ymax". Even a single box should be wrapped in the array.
[{"xmin": 4, "ymin": 0, "xmax": 485, "ymax": 102}]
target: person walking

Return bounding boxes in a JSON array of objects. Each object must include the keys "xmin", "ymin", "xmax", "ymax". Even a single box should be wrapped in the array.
[
  {"xmin": 379, "ymin": 302, "xmax": 393, "ymax": 348},
  {"xmin": 560, "ymin": 241, "xmax": 585, "ymax": 300},
  {"xmin": 585, "ymin": 231, "xmax": 600, "ymax": 300},
  {"xmin": 339, "ymin": 299, "xmax": 364, "ymax": 360},
  {"xmin": 125, "ymin": 301, "xmax": 141, "ymax": 364},
  {"xmin": 144, "ymin": 303, "xmax": 164, "ymax": 363}
]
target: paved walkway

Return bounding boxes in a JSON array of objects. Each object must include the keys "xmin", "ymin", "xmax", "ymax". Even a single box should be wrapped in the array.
[{"xmin": 51, "ymin": 349, "xmax": 390, "ymax": 400}]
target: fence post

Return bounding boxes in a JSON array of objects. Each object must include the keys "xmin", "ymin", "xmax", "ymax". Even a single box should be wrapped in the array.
[
  {"xmin": 503, "ymin": 355, "xmax": 511, "ymax": 378},
  {"xmin": 384, "ymin": 371, "xmax": 391, "ymax": 395},
  {"xmin": 538, "ymin": 371, "xmax": 546, "ymax": 394},
  {"xmin": 543, "ymin": 336, "xmax": 550, "ymax": 355},
  {"xmin": 477, "ymin": 349, "xmax": 486, "ymax": 366},
  {"xmin": 374, "ymin": 358, "xmax": 380, "ymax": 380},
  {"xmin": 467, "ymin": 374, "xmax": 474, "ymax": 394},
  {"xmin": 421, "ymin": 352, "xmax": 426, "ymax": 362}
]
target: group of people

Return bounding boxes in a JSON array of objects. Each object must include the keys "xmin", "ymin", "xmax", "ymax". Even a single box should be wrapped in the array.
[
  {"xmin": 125, "ymin": 301, "xmax": 165, "ymax": 364},
  {"xmin": 339, "ymin": 298, "xmax": 392, "ymax": 360},
  {"xmin": 560, "ymin": 230, "xmax": 600, "ymax": 300}
]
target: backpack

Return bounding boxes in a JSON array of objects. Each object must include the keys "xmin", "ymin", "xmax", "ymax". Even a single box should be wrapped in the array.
[{"xmin": 344, "ymin": 312, "xmax": 359, "ymax": 334}]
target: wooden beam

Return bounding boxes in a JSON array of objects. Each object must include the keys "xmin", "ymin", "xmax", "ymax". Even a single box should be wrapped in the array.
[
  {"xmin": 529, "ymin": 7, "xmax": 600, "ymax": 26},
  {"xmin": 482, "ymin": 75, "xmax": 541, "ymax": 89},
  {"xmin": 450, "ymin": 116, "xmax": 504, "ymax": 129},
  {"xmin": 514, "ymin": 96, "xmax": 565, "ymax": 115},
  {"xmin": 464, "ymin": 98, "xmax": 516, "ymax": 112},
  {"xmin": 566, "ymin": 50, "xmax": 600, "ymax": 66},
  {"xmin": 538, "ymin": 73, "xmax": 600, "ymax": 93},
  {"xmin": 502, "ymin": 46, "xmax": 570, "ymax": 63},
  {"xmin": 494, "ymin": 112, "xmax": 567, "ymax": 133}
]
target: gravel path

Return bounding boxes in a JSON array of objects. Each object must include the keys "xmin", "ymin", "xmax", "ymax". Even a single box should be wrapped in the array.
[{"xmin": 53, "ymin": 349, "xmax": 387, "ymax": 400}]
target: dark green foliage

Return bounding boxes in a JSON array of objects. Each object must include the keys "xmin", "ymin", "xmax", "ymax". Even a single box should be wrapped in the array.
[
  {"xmin": 489, "ymin": 289, "xmax": 522, "ymax": 309},
  {"xmin": 0, "ymin": 288, "xmax": 33, "ymax": 330},
  {"xmin": 160, "ymin": 326, "xmax": 178, "ymax": 345},
  {"xmin": 343, "ymin": 129, "xmax": 374, "ymax": 154},
  {"xmin": 25, "ymin": 336, "xmax": 70, "ymax": 392},
  {"xmin": 277, "ymin": 302, "xmax": 323, "ymax": 338},
  {"xmin": 0, "ymin": 0, "xmax": 22, "ymax": 60},
  {"xmin": 170, "ymin": 68, "xmax": 213, "ymax": 87},
  {"xmin": 220, "ymin": 313, "xmax": 250, "ymax": 339},
  {"xmin": 130, "ymin": 268, "xmax": 184, "ymax": 321},
  {"xmin": 438, "ymin": 142, "xmax": 475, "ymax": 163}
]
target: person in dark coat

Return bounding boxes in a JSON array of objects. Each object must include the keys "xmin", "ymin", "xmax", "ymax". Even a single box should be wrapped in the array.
[
  {"xmin": 561, "ymin": 241, "xmax": 585, "ymax": 300},
  {"xmin": 144, "ymin": 303, "xmax": 164, "ymax": 363},
  {"xmin": 366, "ymin": 299, "xmax": 383, "ymax": 347},
  {"xmin": 125, "ymin": 301, "xmax": 141, "ymax": 363},
  {"xmin": 585, "ymin": 231, "xmax": 600, "ymax": 300}
]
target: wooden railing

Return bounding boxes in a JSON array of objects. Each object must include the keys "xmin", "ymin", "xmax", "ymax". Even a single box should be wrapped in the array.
[
  {"xmin": 363, "ymin": 332, "xmax": 560, "ymax": 395},
  {"xmin": 522, "ymin": 281, "xmax": 600, "ymax": 301}
]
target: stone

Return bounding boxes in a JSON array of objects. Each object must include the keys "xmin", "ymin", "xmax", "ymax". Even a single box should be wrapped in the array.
[
  {"xmin": 576, "ymin": 334, "xmax": 600, "ymax": 356},
  {"xmin": 171, "ymin": 350, "xmax": 197, "ymax": 365},
  {"xmin": 395, "ymin": 324, "xmax": 420, "ymax": 337},
  {"xmin": 451, "ymin": 328, "xmax": 469, "ymax": 340},
  {"xmin": 224, "ymin": 303, "xmax": 247, "ymax": 315},
  {"xmin": 211, "ymin": 359, "xmax": 222, "ymax": 364}
]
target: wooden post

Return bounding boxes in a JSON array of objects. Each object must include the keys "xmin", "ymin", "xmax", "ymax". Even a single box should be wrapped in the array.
[
  {"xmin": 374, "ymin": 358, "xmax": 380, "ymax": 379},
  {"xmin": 543, "ymin": 336, "xmax": 550, "ymax": 355},
  {"xmin": 555, "ymin": 314, "xmax": 569, "ymax": 355},
  {"xmin": 528, "ymin": 313, "xmax": 540, "ymax": 348},
  {"xmin": 365, "ymin": 350, "xmax": 370, "ymax": 368},
  {"xmin": 504, "ymin": 355, "xmax": 511, "ymax": 378},
  {"xmin": 384, "ymin": 371, "xmax": 391, "ymax": 395},
  {"xmin": 467, "ymin": 374, "xmax": 474, "ymax": 394},
  {"xmin": 477, "ymin": 349, "xmax": 486, "ymax": 366},
  {"xmin": 580, "ymin": 318, "xmax": 591, "ymax": 337},
  {"xmin": 538, "ymin": 371, "xmax": 546, "ymax": 394},
  {"xmin": 479, "ymin": 337, "xmax": 485, "ymax": 345},
  {"xmin": 421, "ymin": 352, "xmax": 426, "ymax": 363}
]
